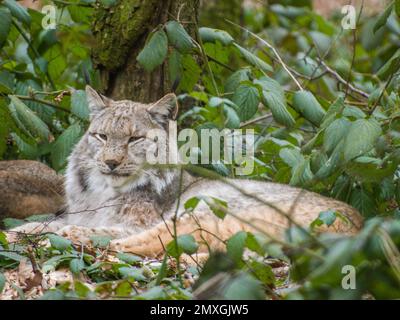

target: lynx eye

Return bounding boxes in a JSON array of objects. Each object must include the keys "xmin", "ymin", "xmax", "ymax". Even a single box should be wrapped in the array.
[
  {"xmin": 91, "ymin": 133, "xmax": 107, "ymax": 141},
  {"xmin": 128, "ymin": 136, "xmax": 144, "ymax": 144}
]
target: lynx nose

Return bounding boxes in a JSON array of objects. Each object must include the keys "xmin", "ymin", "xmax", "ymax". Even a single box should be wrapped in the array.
[{"xmin": 105, "ymin": 160, "xmax": 120, "ymax": 171}]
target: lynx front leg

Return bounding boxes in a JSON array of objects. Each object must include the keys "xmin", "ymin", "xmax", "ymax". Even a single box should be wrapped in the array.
[{"xmin": 110, "ymin": 213, "xmax": 245, "ymax": 257}]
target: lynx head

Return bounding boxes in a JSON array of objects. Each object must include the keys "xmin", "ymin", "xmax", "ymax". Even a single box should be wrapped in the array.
[{"xmin": 83, "ymin": 85, "xmax": 178, "ymax": 191}]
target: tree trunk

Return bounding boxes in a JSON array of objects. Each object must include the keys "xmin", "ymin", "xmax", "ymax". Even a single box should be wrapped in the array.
[{"xmin": 91, "ymin": 0, "xmax": 199, "ymax": 102}]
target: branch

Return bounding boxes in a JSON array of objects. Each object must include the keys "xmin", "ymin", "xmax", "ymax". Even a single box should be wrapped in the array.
[
  {"xmin": 318, "ymin": 60, "xmax": 370, "ymax": 99},
  {"xmin": 225, "ymin": 19, "xmax": 304, "ymax": 91},
  {"xmin": 369, "ymin": 73, "xmax": 395, "ymax": 115},
  {"xmin": 240, "ymin": 113, "xmax": 273, "ymax": 127},
  {"xmin": 15, "ymin": 95, "xmax": 71, "ymax": 113}
]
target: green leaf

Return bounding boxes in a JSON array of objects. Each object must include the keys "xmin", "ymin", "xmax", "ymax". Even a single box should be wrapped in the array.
[
  {"xmin": 26, "ymin": 214, "xmax": 55, "ymax": 223},
  {"xmin": 44, "ymin": 45, "xmax": 67, "ymax": 80},
  {"xmin": 320, "ymin": 96, "xmax": 345, "ymax": 129},
  {"xmin": 232, "ymin": 83, "xmax": 260, "ymax": 121},
  {"xmin": 137, "ymin": 286, "xmax": 166, "ymax": 299},
  {"xmin": 203, "ymin": 196, "xmax": 228, "ymax": 219},
  {"xmin": 179, "ymin": 54, "xmax": 201, "ymax": 92},
  {"xmin": 165, "ymin": 21, "xmax": 195, "ymax": 53},
  {"xmin": 292, "ymin": 90, "xmax": 326, "ymax": 126},
  {"xmin": 345, "ymin": 157, "xmax": 397, "ymax": 182},
  {"xmin": 166, "ymin": 234, "xmax": 199, "ymax": 258},
  {"xmin": 225, "ymin": 68, "xmax": 250, "ymax": 94},
  {"xmin": 10, "ymin": 133, "xmax": 38, "ymax": 159},
  {"xmin": 8, "ymin": 96, "xmax": 51, "ymax": 141},
  {"xmin": 309, "ymin": 31, "xmax": 331, "ymax": 53},
  {"xmin": 223, "ymin": 105, "xmax": 241, "ymax": 129},
  {"xmin": 343, "ymin": 105, "xmax": 366, "ymax": 119},
  {"xmin": 99, "ymin": 0, "xmax": 117, "ymax": 7},
  {"xmin": 255, "ymin": 76, "xmax": 295, "ymax": 127},
  {"xmin": 177, "ymin": 234, "xmax": 199, "ymax": 254},
  {"xmin": 315, "ymin": 141, "xmax": 343, "ymax": 180},
  {"xmin": 42, "ymin": 254, "xmax": 78, "ymax": 273},
  {"xmin": 71, "ymin": 90, "xmax": 90, "ymax": 121},
  {"xmin": 0, "ymin": 251, "xmax": 25, "ymax": 262},
  {"xmin": 343, "ymin": 118, "xmax": 382, "ymax": 162},
  {"xmin": 350, "ymin": 188, "xmax": 377, "ymax": 217},
  {"xmin": 51, "ymin": 123, "xmax": 82, "ymax": 170},
  {"xmin": 310, "ymin": 210, "xmax": 337, "ymax": 229},
  {"xmin": 90, "ymin": 235, "xmax": 112, "ymax": 248},
  {"xmin": 224, "ymin": 273, "xmax": 265, "ymax": 300},
  {"xmin": 323, "ymin": 118, "xmax": 351, "ymax": 154},
  {"xmin": 0, "ymin": 231, "xmax": 8, "ymax": 247},
  {"xmin": 396, "ymin": 0, "xmax": 400, "ymax": 17},
  {"xmin": 119, "ymin": 267, "xmax": 146, "ymax": 281},
  {"xmin": 69, "ymin": 258, "xmax": 85, "ymax": 274},
  {"xmin": 373, "ymin": 2, "xmax": 393, "ymax": 33},
  {"xmin": 155, "ymin": 254, "xmax": 168, "ymax": 285},
  {"xmin": 289, "ymin": 158, "xmax": 313, "ymax": 186},
  {"xmin": 115, "ymin": 281, "xmax": 132, "ymax": 297},
  {"xmin": 184, "ymin": 197, "xmax": 201, "ymax": 211},
  {"xmin": 0, "ymin": 273, "xmax": 5, "ymax": 294},
  {"xmin": 233, "ymin": 43, "xmax": 273, "ymax": 73},
  {"xmin": 279, "ymin": 147, "xmax": 304, "ymax": 168},
  {"xmin": 0, "ymin": 71, "xmax": 14, "ymax": 94},
  {"xmin": 2, "ymin": 218, "xmax": 25, "ymax": 229},
  {"xmin": 377, "ymin": 49, "xmax": 400, "ymax": 79},
  {"xmin": 39, "ymin": 289, "xmax": 65, "ymax": 300},
  {"xmin": 245, "ymin": 233, "xmax": 265, "ymax": 256},
  {"xmin": 185, "ymin": 195, "xmax": 228, "ymax": 219},
  {"xmin": 47, "ymin": 234, "xmax": 72, "ymax": 251},
  {"xmin": 68, "ymin": 6, "xmax": 92, "ymax": 24},
  {"xmin": 199, "ymin": 27, "xmax": 234, "ymax": 45},
  {"xmin": 137, "ymin": 29, "xmax": 168, "ymax": 72},
  {"xmin": 0, "ymin": 7, "xmax": 11, "ymax": 49},
  {"xmin": 74, "ymin": 281, "xmax": 91, "ymax": 298},
  {"xmin": 3, "ymin": 0, "xmax": 31, "ymax": 26},
  {"xmin": 248, "ymin": 260, "xmax": 275, "ymax": 285},
  {"xmin": 116, "ymin": 253, "xmax": 142, "ymax": 265},
  {"xmin": 226, "ymin": 231, "xmax": 247, "ymax": 264},
  {"xmin": 168, "ymin": 49, "xmax": 182, "ymax": 85}
]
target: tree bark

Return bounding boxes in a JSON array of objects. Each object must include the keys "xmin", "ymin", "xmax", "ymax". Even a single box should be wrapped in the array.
[{"xmin": 91, "ymin": 0, "xmax": 199, "ymax": 102}]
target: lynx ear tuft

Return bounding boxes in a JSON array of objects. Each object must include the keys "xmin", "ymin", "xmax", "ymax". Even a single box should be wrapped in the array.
[
  {"xmin": 147, "ymin": 93, "xmax": 178, "ymax": 125},
  {"xmin": 85, "ymin": 85, "xmax": 111, "ymax": 118}
]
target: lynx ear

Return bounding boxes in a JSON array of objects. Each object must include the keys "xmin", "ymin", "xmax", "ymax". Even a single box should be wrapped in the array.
[
  {"xmin": 85, "ymin": 85, "xmax": 111, "ymax": 118},
  {"xmin": 147, "ymin": 93, "xmax": 178, "ymax": 125}
]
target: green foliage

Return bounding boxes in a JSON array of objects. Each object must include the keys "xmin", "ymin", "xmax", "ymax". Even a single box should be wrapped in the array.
[
  {"xmin": 0, "ymin": 0, "xmax": 94, "ymax": 168},
  {"xmin": 137, "ymin": 29, "xmax": 169, "ymax": 72}
]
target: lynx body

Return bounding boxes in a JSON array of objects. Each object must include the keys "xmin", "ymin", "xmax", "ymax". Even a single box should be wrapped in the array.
[{"xmin": 10, "ymin": 87, "xmax": 363, "ymax": 257}]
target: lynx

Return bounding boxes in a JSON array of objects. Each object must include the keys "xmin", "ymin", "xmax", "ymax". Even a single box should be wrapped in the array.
[
  {"xmin": 9, "ymin": 86, "xmax": 363, "ymax": 257},
  {"xmin": 0, "ymin": 160, "xmax": 64, "ymax": 219}
]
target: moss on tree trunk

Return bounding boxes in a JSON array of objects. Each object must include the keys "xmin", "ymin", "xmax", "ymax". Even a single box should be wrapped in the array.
[{"xmin": 92, "ymin": 0, "xmax": 199, "ymax": 102}]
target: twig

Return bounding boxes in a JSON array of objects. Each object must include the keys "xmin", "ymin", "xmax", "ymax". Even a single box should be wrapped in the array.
[
  {"xmin": 206, "ymin": 54, "xmax": 235, "ymax": 72},
  {"xmin": 318, "ymin": 60, "xmax": 369, "ymax": 99},
  {"xmin": 226, "ymin": 19, "xmax": 304, "ymax": 91},
  {"xmin": 240, "ymin": 113, "xmax": 272, "ymax": 127},
  {"xmin": 369, "ymin": 72, "xmax": 395, "ymax": 115},
  {"xmin": 14, "ymin": 95, "xmax": 71, "ymax": 113}
]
